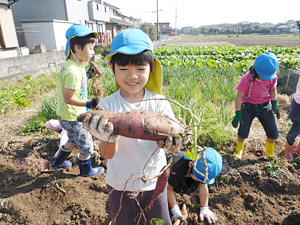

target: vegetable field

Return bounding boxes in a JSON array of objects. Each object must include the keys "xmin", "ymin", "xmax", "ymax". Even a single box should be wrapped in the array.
[{"xmin": 155, "ymin": 46, "xmax": 300, "ymax": 71}]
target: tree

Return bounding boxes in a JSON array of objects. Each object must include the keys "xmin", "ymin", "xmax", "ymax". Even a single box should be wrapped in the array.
[
  {"xmin": 139, "ymin": 23, "xmax": 157, "ymax": 41},
  {"xmin": 296, "ymin": 21, "xmax": 300, "ymax": 37}
]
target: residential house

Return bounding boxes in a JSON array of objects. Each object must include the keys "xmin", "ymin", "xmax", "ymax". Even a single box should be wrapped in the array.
[
  {"xmin": 154, "ymin": 22, "xmax": 174, "ymax": 40},
  {"xmin": 104, "ymin": 2, "xmax": 134, "ymax": 39},
  {"xmin": 238, "ymin": 21, "xmax": 253, "ymax": 33},
  {"xmin": 10, "ymin": 0, "xmax": 138, "ymax": 53},
  {"xmin": 0, "ymin": 0, "xmax": 20, "ymax": 59},
  {"xmin": 239, "ymin": 21, "xmax": 251, "ymax": 30},
  {"xmin": 289, "ymin": 24, "xmax": 299, "ymax": 34},
  {"xmin": 270, "ymin": 24, "xmax": 293, "ymax": 34}
]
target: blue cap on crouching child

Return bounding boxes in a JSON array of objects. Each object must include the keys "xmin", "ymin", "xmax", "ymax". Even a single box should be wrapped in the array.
[
  {"xmin": 184, "ymin": 147, "xmax": 222, "ymax": 184},
  {"xmin": 65, "ymin": 24, "xmax": 98, "ymax": 59},
  {"xmin": 105, "ymin": 29, "xmax": 162, "ymax": 94},
  {"xmin": 253, "ymin": 52, "xmax": 279, "ymax": 80}
]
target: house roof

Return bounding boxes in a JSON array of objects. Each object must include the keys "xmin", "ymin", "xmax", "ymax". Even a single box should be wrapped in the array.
[
  {"xmin": 108, "ymin": 18, "xmax": 134, "ymax": 27},
  {"xmin": 104, "ymin": 1, "xmax": 119, "ymax": 10},
  {"xmin": 276, "ymin": 25, "xmax": 291, "ymax": 29}
]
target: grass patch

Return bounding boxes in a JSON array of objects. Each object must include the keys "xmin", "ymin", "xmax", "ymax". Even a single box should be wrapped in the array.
[{"xmin": 0, "ymin": 73, "xmax": 59, "ymax": 115}]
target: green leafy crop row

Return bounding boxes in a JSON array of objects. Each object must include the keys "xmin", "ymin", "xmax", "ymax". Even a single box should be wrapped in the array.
[{"xmin": 155, "ymin": 46, "xmax": 300, "ymax": 72}]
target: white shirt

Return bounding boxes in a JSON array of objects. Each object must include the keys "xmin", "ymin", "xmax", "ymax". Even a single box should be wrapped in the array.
[{"xmin": 98, "ymin": 88, "xmax": 175, "ymax": 191}]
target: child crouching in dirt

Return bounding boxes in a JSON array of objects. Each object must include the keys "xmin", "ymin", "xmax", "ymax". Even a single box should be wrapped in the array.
[
  {"xmin": 50, "ymin": 24, "xmax": 104, "ymax": 177},
  {"xmin": 232, "ymin": 52, "xmax": 280, "ymax": 159},
  {"xmin": 82, "ymin": 29, "xmax": 187, "ymax": 225},
  {"xmin": 284, "ymin": 74, "xmax": 300, "ymax": 161},
  {"xmin": 166, "ymin": 147, "xmax": 222, "ymax": 224}
]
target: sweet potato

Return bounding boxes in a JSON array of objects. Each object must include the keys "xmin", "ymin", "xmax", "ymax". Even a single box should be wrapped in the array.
[
  {"xmin": 145, "ymin": 166, "xmax": 168, "ymax": 210},
  {"xmin": 77, "ymin": 109, "xmax": 186, "ymax": 141}
]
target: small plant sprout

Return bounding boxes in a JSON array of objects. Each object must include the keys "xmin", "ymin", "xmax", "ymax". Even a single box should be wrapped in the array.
[{"xmin": 266, "ymin": 163, "xmax": 281, "ymax": 177}]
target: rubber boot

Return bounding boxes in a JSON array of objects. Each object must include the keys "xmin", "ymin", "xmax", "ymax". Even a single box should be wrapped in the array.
[
  {"xmin": 50, "ymin": 147, "xmax": 72, "ymax": 170},
  {"xmin": 233, "ymin": 140, "xmax": 244, "ymax": 159},
  {"xmin": 265, "ymin": 140, "xmax": 275, "ymax": 158},
  {"xmin": 284, "ymin": 142, "xmax": 294, "ymax": 161},
  {"xmin": 77, "ymin": 154, "xmax": 104, "ymax": 177},
  {"xmin": 295, "ymin": 142, "xmax": 300, "ymax": 154}
]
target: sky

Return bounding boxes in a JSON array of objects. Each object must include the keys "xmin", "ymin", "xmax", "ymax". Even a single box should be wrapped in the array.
[{"xmin": 106, "ymin": 0, "xmax": 300, "ymax": 29}]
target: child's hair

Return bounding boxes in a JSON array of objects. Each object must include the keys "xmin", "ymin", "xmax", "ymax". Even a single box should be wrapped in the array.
[
  {"xmin": 249, "ymin": 65, "xmax": 279, "ymax": 82},
  {"xmin": 69, "ymin": 33, "xmax": 96, "ymax": 54},
  {"xmin": 249, "ymin": 66, "xmax": 259, "ymax": 81},
  {"xmin": 110, "ymin": 50, "xmax": 154, "ymax": 73}
]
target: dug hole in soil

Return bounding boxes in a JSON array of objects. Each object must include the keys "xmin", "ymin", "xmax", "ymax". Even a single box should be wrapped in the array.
[{"xmin": 0, "ymin": 93, "xmax": 300, "ymax": 225}]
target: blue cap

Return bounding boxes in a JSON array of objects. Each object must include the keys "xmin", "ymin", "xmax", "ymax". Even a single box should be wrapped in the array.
[
  {"xmin": 184, "ymin": 147, "xmax": 222, "ymax": 184},
  {"xmin": 253, "ymin": 52, "xmax": 279, "ymax": 80},
  {"xmin": 105, "ymin": 29, "xmax": 162, "ymax": 94},
  {"xmin": 65, "ymin": 24, "xmax": 98, "ymax": 59}
]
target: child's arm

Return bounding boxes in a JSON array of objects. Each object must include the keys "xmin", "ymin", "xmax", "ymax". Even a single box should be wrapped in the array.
[
  {"xmin": 234, "ymin": 91, "xmax": 244, "ymax": 111},
  {"xmin": 270, "ymin": 87, "xmax": 280, "ymax": 119},
  {"xmin": 64, "ymin": 88, "xmax": 100, "ymax": 109},
  {"xmin": 167, "ymin": 183, "xmax": 177, "ymax": 209},
  {"xmin": 232, "ymin": 91, "xmax": 244, "ymax": 128},
  {"xmin": 167, "ymin": 183, "xmax": 185, "ymax": 221},
  {"xmin": 199, "ymin": 183, "xmax": 217, "ymax": 224},
  {"xmin": 64, "ymin": 88, "xmax": 87, "ymax": 107},
  {"xmin": 270, "ymin": 87, "xmax": 277, "ymax": 101},
  {"xmin": 199, "ymin": 183, "xmax": 209, "ymax": 207}
]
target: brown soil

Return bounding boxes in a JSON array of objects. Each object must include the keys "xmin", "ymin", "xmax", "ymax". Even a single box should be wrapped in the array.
[{"xmin": 1, "ymin": 93, "xmax": 299, "ymax": 225}]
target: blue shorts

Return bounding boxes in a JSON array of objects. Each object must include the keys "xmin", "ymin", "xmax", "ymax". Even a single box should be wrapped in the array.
[
  {"xmin": 58, "ymin": 116, "xmax": 94, "ymax": 156},
  {"xmin": 238, "ymin": 102, "xmax": 278, "ymax": 140},
  {"xmin": 107, "ymin": 185, "xmax": 171, "ymax": 225}
]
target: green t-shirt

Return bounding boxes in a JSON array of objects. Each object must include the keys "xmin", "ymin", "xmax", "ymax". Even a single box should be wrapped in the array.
[{"xmin": 57, "ymin": 59, "xmax": 87, "ymax": 121}]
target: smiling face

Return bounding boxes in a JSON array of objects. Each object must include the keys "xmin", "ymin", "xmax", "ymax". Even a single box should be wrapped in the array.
[{"xmin": 110, "ymin": 62, "xmax": 150, "ymax": 104}]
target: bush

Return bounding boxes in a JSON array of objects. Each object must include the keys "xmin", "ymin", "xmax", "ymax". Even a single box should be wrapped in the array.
[{"xmin": 95, "ymin": 44, "xmax": 111, "ymax": 58}]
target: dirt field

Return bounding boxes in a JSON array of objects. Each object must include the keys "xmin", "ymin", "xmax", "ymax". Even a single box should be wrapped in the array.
[
  {"xmin": 170, "ymin": 35, "xmax": 300, "ymax": 47},
  {"xmin": 1, "ymin": 36, "xmax": 300, "ymax": 225}
]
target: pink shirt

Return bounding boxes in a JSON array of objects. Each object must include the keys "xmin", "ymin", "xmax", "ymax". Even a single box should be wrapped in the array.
[
  {"xmin": 294, "ymin": 76, "xmax": 300, "ymax": 104},
  {"xmin": 236, "ymin": 72, "xmax": 278, "ymax": 104}
]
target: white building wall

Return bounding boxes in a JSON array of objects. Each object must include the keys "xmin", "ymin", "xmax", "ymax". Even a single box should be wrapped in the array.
[
  {"xmin": 65, "ymin": 0, "xmax": 89, "ymax": 24},
  {"xmin": 88, "ymin": 1, "xmax": 110, "ymax": 22},
  {"xmin": 0, "ymin": 5, "xmax": 19, "ymax": 48},
  {"xmin": 22, "ymin": 20, "xmax": 74, "ymax": 53},
  {"xmin": 53, "ymin": 21, "xmax": 75, "ymax": 53}
]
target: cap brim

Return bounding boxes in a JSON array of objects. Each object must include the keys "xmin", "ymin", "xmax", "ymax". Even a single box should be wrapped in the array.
[
  {"xmin": 256, "ymin": 72, "xmax": 276, "ymax": 80},
  {"xmin": 192, "ymin": 168, "xmax": 215, "ymax": 184},
  {"xmin": 105, "ymin": 44, "xmax": 151, "ymax": 61}
]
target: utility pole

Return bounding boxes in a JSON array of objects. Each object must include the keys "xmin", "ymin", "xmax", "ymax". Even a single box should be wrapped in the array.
[
  {"xmin": 175, "ymin": 6, "xmax": 177, "ymax": 37},
  {"xmin": 156, "ymin": 0, "xmax": 159, "ymax": 40}
]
